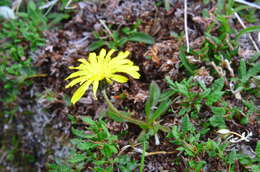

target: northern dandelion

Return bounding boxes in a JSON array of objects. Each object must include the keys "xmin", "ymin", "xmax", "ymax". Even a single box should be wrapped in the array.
[{"xmin": 65, "ymin": 48, "xmax": 140, "ymax": 104}]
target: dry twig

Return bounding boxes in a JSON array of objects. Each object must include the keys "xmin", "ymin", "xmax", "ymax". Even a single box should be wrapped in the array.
[
  {"xmin": 234, "ymin": 0, "xmax": 260, "ymax": 10},
  {"xmin": 184, "ymin": 0, "xmax": 190, "ymax": 52},
  {"xmin": 233, "ymin": 11, "xmax": 260, "ymax": 52}
]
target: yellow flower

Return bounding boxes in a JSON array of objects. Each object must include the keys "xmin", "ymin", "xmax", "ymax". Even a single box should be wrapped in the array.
[{"xmin": 65, "ymin": 48, "xmax": 140, "ymax": 104}]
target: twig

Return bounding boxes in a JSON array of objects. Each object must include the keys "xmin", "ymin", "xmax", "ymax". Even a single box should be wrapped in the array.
[
  {"xmin": 233, "ymin": 10, "xmax": 260, "ymax": 52},
  {"xmin": 65, "ymin": 0, "xmax": 77, "ymax": 9},
  {"xmin": 99, "ymin": 19, "xmax": 114, "ymax": 41},
  {"xmin": 234, "ymin": 0, "xmax": 260, "ymax": 10},
  {"xmin": 12, "ymin": 0, "xmax": 22, "ymax": 13},
  {"xmin": 184, "ymin": 0, "xmax": 190, "ymax": 53},
  {"xmin": 0, "ymin": 151, "xmax": 7, "ymax": 164},
  {"xmin": 39, "ymin": 0, "xmax": 58, "ymax": 10},
  {"xmin": 133, "ymin": 146, "xmax": 177, "ymax": 156}
]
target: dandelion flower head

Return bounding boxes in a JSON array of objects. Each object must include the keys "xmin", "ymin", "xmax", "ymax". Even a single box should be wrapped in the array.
[{"xmin": 65, "ymin": 48, "xmax": 140, "ymax": 104}]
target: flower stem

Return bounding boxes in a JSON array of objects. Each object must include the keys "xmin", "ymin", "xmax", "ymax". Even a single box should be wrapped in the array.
[
  {"xmin": 102, "ymin": 90, "xmax": 170, "ymax": 133},
  {"xmin": 102, "ymin": 90, "xmax": 150, "ymax": 129}
]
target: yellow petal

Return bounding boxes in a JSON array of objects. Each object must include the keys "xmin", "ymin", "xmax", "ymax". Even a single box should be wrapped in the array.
[
  {"xmin": 117, "ymin": 66, "xmax": 140, "ymax": 79},
  {"xmin": 109, "ymin": 59, "xmax": 133, "ymax": 67},
  {"xmin": 110, "ymin": 74, "xmax": 128, "ymax": 83},
  {"xmin": 98, "ymin": 48, "xmax": 106, "ymax": 63},
  {"xmin": 65, "ymin": 77, "xmax": 88, "ymax": 88},
  {"xmin": 65, "ymin": 71, "xmax": 88, "ymax": 80},
  {"xmin": 105, "ymin": 49, "xmax": 116, "ymax": 62},
  {"xmin": 106, "ymin": 78, "xmax": 112, "ymax": 84},
  {"xmin": 88, "ymin": 52, "xmax": 97, "ymax": 64},
  {"xmin": 92, "ymin": 80, "xmax": 99, "ymax": 99},
  {"xmin": 109, "ymin": 51, "xmax": 130, "ymax": 64},
  {"xmin": 71, "ymin": 80, "xmax": 92, "ymax": 104},
  {"xmin": 126, "ymin": 67, "xmax": 140, "ymax": 79},
  {"xmin": 78, "ymin": 58, "xmax": 90, "ymax": 65}
]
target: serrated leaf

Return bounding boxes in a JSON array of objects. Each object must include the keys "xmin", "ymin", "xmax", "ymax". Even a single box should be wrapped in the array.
[
  {"xmin": 246, "ymin": 62, "xmax": 260, "ymax": 81},
  {"xmin": 77, "ymin": 142, "xmax": 98, "ymax": 151},
  {"xmin": 175, "ymin": 82, "xmax": 189, "ymax": 97},
  {"xmin": 71, "ymin": 128, "xmax": 95, "ymax": 139},
  {"xmin": 88, "ymin": 40, "xmax": 106, "ymax": 51},
  {"xmin": 211, "ymin": 107, "xmax": 226, "ymax": 116},
  {"xmin": 145, "ymin": 81, "xmax": 161, "ymax": 118},
  {"xmin": 68, "ymin": 154, "xmax": 86, "ymax": 164},
  {"xmin": 80, "ymin": 116, "xmax": 95, "ymax": 126},
  {"xmin": 209, "ymin": 114, "xmax": 225, "ymax": 128},
  {"xmin": 179, "ymin": 48, "xmax": 195, "ymax": 75},
  {"xmin": 128, "ymin": 32, "xmax": 154, "ymax": 44},
  {"xmin": 70, "ymin": 138, "xmax": 83, "ymax": 145},
  {"xmin": 181, "ymin": 115, "xmax": 193, "ymax": 134},
  {"xmin": 101, "ymin": 144, "xmax": 118, "ymax": 157},
  {"xmin": 211, "ymin": 78, "xmax": 224, "ymax": 91},
  {"xmin": 205, "ymin": 91, "xmax": 224, "ymax": 106}
]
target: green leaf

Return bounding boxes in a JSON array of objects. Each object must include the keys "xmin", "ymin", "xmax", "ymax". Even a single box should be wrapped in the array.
[
  {"xmin": 128, "ymin": 32, "xmax": 154, "ymax": 44},
  {"xmin": 209, "ymin": 114, "xmax": 225, "ymax": 128},
  {"xmin": 145, "ymin": 81, "xmax": 161, "ymax": 118},
  {"xmin": 107, "ymin": 110, "xmax": 128, "ymax": 122},
  {"xmin": 252, "ymin": 165, "xmax": 260, "ymax": 172},
  {"xmin": 68, "ymin": 154, "xmax": 86, "ymax": 164},
  {"xmin": 237, "ymin": 25, "xmax": 260, "ymax": 38},
  {"xmin": 205, "ymin": 91, "xmax": 224, "ymax": 106},
  {"xmin": 28, "ymin": 0, "xmax": 36, "ymax": 11},
  {"xmin": 118, "ymin": 37, "xmax": 128, "ymax": 47},
  {"xmin": 211, "ymin": 107, "xmax": 226, "ymax": 116},
  {"xmin": 148, "ymin": 99, "xmax": 171, "ymax": 124},
  {"xmin": 101, "ymin": 144, "xmax": 118, "ymax": 157},
  {"xmin": 179, "ymin": 48, "xmax": 195, "ymax": 75},
  {"xmin": 159, "ymin": 89, "xmax": 176, "ymax": 101},
  {"xmin": 211, "ymin": 78, "xmax": 224, "ymax": 91},
  {"xmin": 77, "ymin": 142, "xmax": 98, "ymax": 151},
  {"xmin": 181, "ymin": 115, "xmax": 193, "ymax": 134},
  {"xmin": 205, "ymin": 32, "xmax": 222, "ymax": 45},
  {"xmin": 209, "ymin": 107, "xmax": 226, "ymax": 128},
  {"xmin": 71, "ymin": 128, "xmax": 95, "ymax": 139},
  {"xmin": 80, "ymin": 116, "xmax": 95, "ymax": 126},
  {"xmin": 239, "ymin": 59, "xmax": 247, "ymax": 81},
  {"xmin": 246, "ymin": 62, "xmax": 260, "ymax": 81},
  {"xmin": 216, "ymin": 0, "xmax": 225, "ymax": 14},
  {"xmin": 175, "ymin": 82, "xmax": 189, "ymax": 97},
  {"xmin": 217, "ymin": 15, "xmax": 231, "ymax": 33},
  {"xmin": 88, "ymin": 40, "xmax": 106, "ymax": 51},
  {"xmin": 112, "ymin": 31, "xmax": 120, "ymax": 41}
]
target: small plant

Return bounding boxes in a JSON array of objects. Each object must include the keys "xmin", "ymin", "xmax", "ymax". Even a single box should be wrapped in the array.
[
  {"xmin": 65, "ymin": 48, "xmax": 140, "ymax": 104},
  {"xmin": 231, "ymin": 59, "xmax": 260, "ymax": 95},
  {"xmin": 0, "ymin": 1, "xmax": 47, "ymax": 106},
  {"xmin": 167, "ymin": 116, "xmax": 230, "ymax": 171},
  {"xmin": 104, "ymin": 81, "xmax": 171, "ymax": 142},
  {"xmin": 88, "ymin": 21, "xmax": 154, "ymax": 51},
  {"xmin": 165, "ymin": 76, "xmax": 225, "ymax": 115},
  {"xmin": 48, "ymin": 116, "xmax": 138, "ymax": 172}
]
